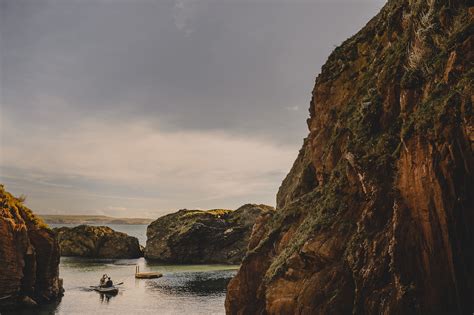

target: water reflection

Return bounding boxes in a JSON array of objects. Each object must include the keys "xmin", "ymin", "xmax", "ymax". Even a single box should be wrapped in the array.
[
  {"xmin": 1, "ymin": 257, "xmax": 238, "ymax": 315},
  {"xmin": 99, "ymin": 293, "xmax": 116, "ymax": 304},
  {"xmin": 1, "ymin": 300, "xmax": 60, "ymax": 315},
  {"xmin": 145, "ymin": 271, "xmax": 234, "ymax": 297}
]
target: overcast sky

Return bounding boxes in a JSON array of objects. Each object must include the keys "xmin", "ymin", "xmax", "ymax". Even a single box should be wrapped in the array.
[{"xmin": 0, "ymin": 0, "xmax": 385, "ymax": 218}]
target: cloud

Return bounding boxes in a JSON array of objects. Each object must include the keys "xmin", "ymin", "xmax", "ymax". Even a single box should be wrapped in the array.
[
  {"xmin": 0, "ymin": 0, "xmax": 385, "ymax": 217},
  {"xmin": 173, "ymin": 0, "xmax": 201, "ymax": 36},
  {"xmin": 2, "ymin": 118, "xmax": 294, "ymax": 185},
  {"xmin": 286, "ymin": 106, "xmax": 299, "ymax": 111},
  {"xmin": 1, "ymin": 115, "xmax": 298, "ymax": 214},
  {"xmin": 0, "ymin": 0, "xmax": 383, "ymax": 146}
]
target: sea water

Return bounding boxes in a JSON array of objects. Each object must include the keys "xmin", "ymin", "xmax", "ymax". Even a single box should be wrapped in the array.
[{"xmin": 5, "ymin": 224, "xmax": 238, "ymax": 315}]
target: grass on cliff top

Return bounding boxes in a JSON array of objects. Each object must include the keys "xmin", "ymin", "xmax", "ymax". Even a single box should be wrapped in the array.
[
  {"xmin": 179, "ymin": 208, "xmax": 233, "ymax": 218},
  {"xmin": 207, "ymin": 209, "xmax": 233, "ymax": 216},
  {"xmin": 0, "ymin": 185, "xmax": 49, "ymax": 229}
]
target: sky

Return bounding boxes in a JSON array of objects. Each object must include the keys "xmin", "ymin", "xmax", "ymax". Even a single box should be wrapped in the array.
[{"xmin": 0, "ymin": 0, "xmax": 385, "ymax": 218}]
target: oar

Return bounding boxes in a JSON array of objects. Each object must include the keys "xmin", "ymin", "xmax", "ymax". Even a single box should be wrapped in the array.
[{"xmin": 90, "ymin": 282, "xmax": 124, "ymax": 288}]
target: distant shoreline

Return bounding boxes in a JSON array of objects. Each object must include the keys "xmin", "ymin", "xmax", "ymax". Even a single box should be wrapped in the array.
[{"xmin": 39, "ymin": 214, "xmax": 154, "ymax": 225}]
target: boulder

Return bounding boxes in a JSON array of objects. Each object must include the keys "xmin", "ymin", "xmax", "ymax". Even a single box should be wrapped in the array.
[
  {"xmin": 145, "ymin": 204, "xmax": 274, "ymax": 264},
  {"xmin": 54, "ymin": 225, "xmax": 143, "ymax": 259}
]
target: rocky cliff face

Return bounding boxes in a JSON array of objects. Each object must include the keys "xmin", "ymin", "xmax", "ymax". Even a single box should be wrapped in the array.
[
  {"xmin": 145, "ymin": 204, "xmax": 274, "ymax": 264},
  {"xmin": 226, "ymin": 1, "xmax": 473, "ymax": 314},
  {"xmin": 0, "ymin": 185, "xmax": 63, "ymax": 310},
  {"xmin": 54, "ymin": 225, "xmax": 143, "ymax": 259}
]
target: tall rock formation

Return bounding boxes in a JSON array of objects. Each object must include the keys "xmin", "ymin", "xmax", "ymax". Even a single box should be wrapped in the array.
[
  {"xmin": 0, "ymin": 185, "xmax": 63, "ymax": 310},
  {"xmin": 226, "ymin": 1, "xmax": 473, "ymax": 314},
  {"xmin": 145, "ymin": 204, "xmax": 274, "ymax": 264}
]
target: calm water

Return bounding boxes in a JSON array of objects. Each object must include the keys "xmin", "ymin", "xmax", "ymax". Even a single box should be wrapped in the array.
[{"xmin": 5, "ymin": 224, "xmax": 238, "ymax": 315}]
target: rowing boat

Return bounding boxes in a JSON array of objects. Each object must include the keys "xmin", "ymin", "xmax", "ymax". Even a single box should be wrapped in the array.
[{"xmin": 91, "ymin": 286, "xmax": 119, "ymax": 295}]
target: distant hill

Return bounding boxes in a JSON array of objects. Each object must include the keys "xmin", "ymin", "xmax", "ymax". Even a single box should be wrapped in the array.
[{"xmin": 39, "ymin": 214, "xmax": 153, "ymax": 225}]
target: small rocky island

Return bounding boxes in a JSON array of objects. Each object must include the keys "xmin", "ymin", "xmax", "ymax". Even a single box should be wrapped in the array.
[
  {"xmin": 54, "ymin": 225, "xmax": 143, "ymax": 259},
  {"xmin": 0, "ymin": 185, "xmax": 63, "ymax": 310},
  {"xmin": 145, "ymin": 204, "xmax": 274, "ymax": 264}
]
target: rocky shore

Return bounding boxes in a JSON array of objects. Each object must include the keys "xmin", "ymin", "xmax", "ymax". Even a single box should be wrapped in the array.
[
  {"xmin": 226, "ymin": 1, "xmax": 473, "ymax": 314},
  {"xmin": 145, "ymin": 204, "xmax": 274, "ymax": 264},
  {"xmin": 0, "ymin": 185, "xmax": 63, "ymax": 310},
  {"xmin": 54, "ymin": 225, "xmax": 143, "ymax": 259}
]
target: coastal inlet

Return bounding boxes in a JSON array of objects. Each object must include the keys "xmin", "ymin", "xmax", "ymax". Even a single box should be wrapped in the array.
[
  {"xmin": 4, "ymin": 256, "xmax": 239, "ymax": 315},
  {"xmin": 45, "ymin": 223, "xmax": 239, "ymax": 315}
]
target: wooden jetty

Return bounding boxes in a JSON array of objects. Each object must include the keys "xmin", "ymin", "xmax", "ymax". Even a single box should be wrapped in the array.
[{"xmin": 135, "ymin": 265, "xmax": 163, "ymax": 279}]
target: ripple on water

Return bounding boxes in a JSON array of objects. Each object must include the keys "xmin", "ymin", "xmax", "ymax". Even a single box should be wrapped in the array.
[{"xmin": 3, "ymin": 257, "xmax": 239, "ymax": 315}]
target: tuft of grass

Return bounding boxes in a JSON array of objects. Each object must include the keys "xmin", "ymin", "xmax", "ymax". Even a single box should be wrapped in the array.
[
  {"xmin": 0, "ymin": 185, "xmax": 49, "ymax": 230},
  {"xmin": 207, "ymin": 209, "xmax": 233, "ymax": 216}
]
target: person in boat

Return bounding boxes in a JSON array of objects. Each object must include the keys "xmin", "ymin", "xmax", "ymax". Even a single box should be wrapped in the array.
[
  {"xmin": 100, "ymin": 274, "xmax": 108, "ymax": 287},
  {"xmin": 105, "ymin": 277, "xmax": 113, "ymax": 288}
]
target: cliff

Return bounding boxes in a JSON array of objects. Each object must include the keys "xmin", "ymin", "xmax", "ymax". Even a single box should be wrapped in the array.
[
  {"xmin": 145, "ymin": 204, "xmax": 274, "ymax": 264},
  {"xmin": 0, "ymin": 185, "xmax": 63, "ymax": 310},
  {"xmin": 54, "ymin": 225, "xmax": 143, "ymax": 259},
  {"xmin": 226, "ymin": 1, "xmax": 473, "ymax": 314}
]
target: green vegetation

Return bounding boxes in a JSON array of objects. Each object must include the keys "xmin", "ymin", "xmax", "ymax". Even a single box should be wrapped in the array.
[
  {"xmin": 179, "ymin": 208, "xmax": 233, "ymax": 218},
  {"xmin": 0, "ymin": 185, "xmax": 49, "ymax": 229},
  {"xmin": 207, "ymin": 209, "xmax": 233, "ymax": 216},
  {"xmin": 400, "ymin": 69, "xmax": 424, "ymax": 89},
  {"xmin": 262, "ymin": 161, "xmax": 354, "ymax": 282},
  {"xmin": 399, "ymin": 5, "xmax": 471, "ymax": 142}
]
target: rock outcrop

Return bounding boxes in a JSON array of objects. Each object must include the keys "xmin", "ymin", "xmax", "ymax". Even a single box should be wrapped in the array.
[
  {"xmin": 145, "ymin": 204, "xmax": 274, "ymax": 264},
  {"xmin": 0, "ymin": 185, "xmax": 63, "ymax": 310},
  {"xmin": 226, "ymin": 1, "xmax": 473, "ymax": 314},
  {"xmin": 54, "ymin": 225, "xmax": 143, "ymax": 259}
]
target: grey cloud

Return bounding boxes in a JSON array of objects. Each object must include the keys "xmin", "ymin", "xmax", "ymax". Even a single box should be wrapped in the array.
[
  {"xmin": 0, "ymin": 0, "xmax": 386, "ymax": 216},
  {"xmin": 2, "ymin": 0, "xmax": 385, "ymax": 144}
]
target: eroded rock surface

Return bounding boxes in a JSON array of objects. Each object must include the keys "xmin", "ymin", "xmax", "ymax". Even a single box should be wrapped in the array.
[
  {"xmin": 145, "ymin": 204, "xmax": 274, "ymax": 264},
  {"xmin": 226, "ymin": 1, "xmax": 473, "ymax": 314},
  {"xmin": 54, "ymin": 225, "xmax": 143, "ymax": 259},
  {"xmin": 0, "ymin": 185, "xmax": 63, "ymax": 310}
]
